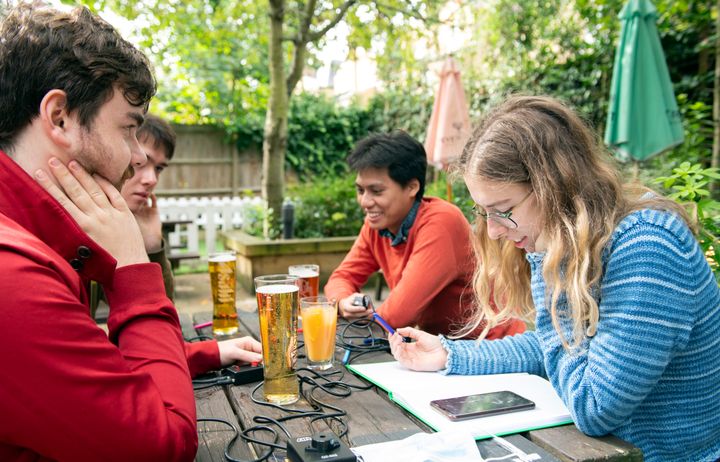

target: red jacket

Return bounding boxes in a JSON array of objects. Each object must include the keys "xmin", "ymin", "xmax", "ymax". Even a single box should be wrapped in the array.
[
  {"xmin": 0, "ymin": 152, "xmax": 208, "ymax": 461},
  {"xmin": 325, "ymin": 197, "xmax": 525, "ymax": 339}
]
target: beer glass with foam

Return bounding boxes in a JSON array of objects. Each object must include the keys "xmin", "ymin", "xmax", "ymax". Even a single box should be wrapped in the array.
[
  {"xmin": 300, "ymin": 296, "xmax": 337, "ymax": 370},
  {"xmin": 288, "ymin": 264, "xmax": 319, "ymax": 299},
  {"xmin": 208, "ymin": 250, "xmax": 239, "ymax": 336},
  {"xmin": 254, "ymin": 274, "xmax": 300, "ymax": 405}
]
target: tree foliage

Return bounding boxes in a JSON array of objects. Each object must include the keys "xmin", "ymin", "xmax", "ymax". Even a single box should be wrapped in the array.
[
  {"xmin": 59, "ymin": 0, "xmax": 716, "ymax": 242},
  {"xmin": 454, "ymin": 0, "xmax": 714, "ymax": 165},
  {"xmin": 81, "ymin": 0, "xmax": 270, "ymax": 127},
  {"xmin": 285, "ymin": 93, "xmax": 371, "ymax": 178}
]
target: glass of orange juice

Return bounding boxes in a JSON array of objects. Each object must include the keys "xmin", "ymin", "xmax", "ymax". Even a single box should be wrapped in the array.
[{"xmin": 300, "ymin": 296, "xmax": 337, "ymax": 370}]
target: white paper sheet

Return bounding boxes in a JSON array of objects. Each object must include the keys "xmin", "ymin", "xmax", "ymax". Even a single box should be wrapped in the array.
[{"xmin": 347, "ymin": 361, "xmax": 572, "ymax": 439}]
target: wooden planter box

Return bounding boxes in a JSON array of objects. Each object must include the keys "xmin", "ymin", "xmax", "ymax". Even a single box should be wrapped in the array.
[{"xmin": 221, "ymin": 230, "xmax": 359, "ymax": 293}]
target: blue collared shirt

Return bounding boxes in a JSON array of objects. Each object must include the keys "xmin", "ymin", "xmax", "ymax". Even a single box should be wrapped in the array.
[{"xmin": 379, "ymin": 199, "xmax": 421, "ymax": 247}]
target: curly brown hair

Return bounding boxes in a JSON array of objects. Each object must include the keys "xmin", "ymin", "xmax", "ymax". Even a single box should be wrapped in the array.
[
  {"xmin": 0, "ymin": 2, "xmax": 156, "ymax": 152},
  {"xmin": 455, "ymin": 95, "xmax": 690, "ymax": 349}
]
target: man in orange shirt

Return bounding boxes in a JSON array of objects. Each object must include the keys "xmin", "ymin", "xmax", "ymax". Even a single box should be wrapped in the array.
[{"xmin": 325, "ymin": 131, "xmax": 525, "ymax": 338}]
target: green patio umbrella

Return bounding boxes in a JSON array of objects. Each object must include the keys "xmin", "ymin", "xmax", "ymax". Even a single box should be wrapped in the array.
[{"xmin": 604, "ymin": 0, "xmax": 683, "ymax": 162}]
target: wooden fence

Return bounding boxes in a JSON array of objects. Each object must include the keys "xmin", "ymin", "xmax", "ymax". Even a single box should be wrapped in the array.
[{"xmin": 155, "ymin": 124, "xmax": 262, "ymax": 197}]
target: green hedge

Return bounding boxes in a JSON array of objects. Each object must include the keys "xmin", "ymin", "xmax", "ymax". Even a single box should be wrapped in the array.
[{"xmin": 287, "ymin": 174, "xmax": 365, "ymax": 238}]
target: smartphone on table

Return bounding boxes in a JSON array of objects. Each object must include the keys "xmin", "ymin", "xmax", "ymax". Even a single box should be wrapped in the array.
[{"xmin": 430, "ymin": 391, "xmax": 535, "ymax": 421}]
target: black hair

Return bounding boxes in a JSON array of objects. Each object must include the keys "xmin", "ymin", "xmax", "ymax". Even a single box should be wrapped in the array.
[
  {"xmin": 347, "ymin": 130, "xmax": 427, "ymax": 199},
  {"xmin": 137, "ymin": 114, "xmax": 176, "ymax": 160}
]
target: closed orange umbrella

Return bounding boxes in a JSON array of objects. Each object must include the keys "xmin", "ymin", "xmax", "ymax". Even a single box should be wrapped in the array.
[{"xmin": 424, "ymin": 57, "xmax": 471, "ymax": 201}]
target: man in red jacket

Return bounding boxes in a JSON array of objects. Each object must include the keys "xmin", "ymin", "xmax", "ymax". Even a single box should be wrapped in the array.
[
  {"xmin": 0, "ymin": 4, "xmax": 238, "ymax": 461},
  {"xmin": 325, "ymin": 131, "xmax": 525, "ymax": 339},
  {"xmin": 102, "ymin": 114, "xmax": 262, "ymax": 375}
]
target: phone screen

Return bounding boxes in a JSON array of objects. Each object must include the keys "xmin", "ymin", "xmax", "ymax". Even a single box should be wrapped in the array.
[{"xmin": 430, "ymin": 391, "xmax": 535, "ymax": 421}]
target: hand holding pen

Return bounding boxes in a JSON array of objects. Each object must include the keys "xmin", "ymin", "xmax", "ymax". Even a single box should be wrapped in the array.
[
  {"xmin": 388, "ymin": 326, "xmax": 448, "ymax": 372},
  {"xmin": 353, "ymin": 295, "xmax": 413, "ymax": 343}
]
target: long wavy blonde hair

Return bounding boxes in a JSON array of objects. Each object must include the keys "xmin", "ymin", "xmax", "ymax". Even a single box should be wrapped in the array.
[{"xmin": 454, "ymin": 95, "xmax": 691, "ymax": 349}]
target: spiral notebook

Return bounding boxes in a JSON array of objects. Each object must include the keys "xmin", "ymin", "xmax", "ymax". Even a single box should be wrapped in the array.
[{"xmin": 347, "ymin": 361, "xmax": 572, "ymax": 440}]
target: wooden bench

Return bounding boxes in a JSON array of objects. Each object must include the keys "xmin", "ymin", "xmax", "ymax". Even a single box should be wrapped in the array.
[{"xmin": 168, "ymin": 251, "xmax": 201, "ymax": 269}]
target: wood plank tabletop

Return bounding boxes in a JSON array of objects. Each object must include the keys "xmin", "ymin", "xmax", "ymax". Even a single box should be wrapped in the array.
[{"xmin": 186, "ymin": 310, "xmax": 641, "ymax": 462}]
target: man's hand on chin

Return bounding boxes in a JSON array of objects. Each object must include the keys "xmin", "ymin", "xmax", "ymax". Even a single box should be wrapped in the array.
[{"xmin": 35, "ymin": 158, "xmax": 149, "ymax": 267}]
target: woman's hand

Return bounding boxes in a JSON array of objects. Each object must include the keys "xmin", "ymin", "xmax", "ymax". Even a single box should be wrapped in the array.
[
  {"xmin": 218, "ymin": 336, "xmax": 263, "ymax": 367},
  {"xmin": 389, "ymin": 327, "xmax": 448, "ymax": 372},
  {"xmin": 35, "ymin": 158, "xmax": 148, "ymax": 268}
]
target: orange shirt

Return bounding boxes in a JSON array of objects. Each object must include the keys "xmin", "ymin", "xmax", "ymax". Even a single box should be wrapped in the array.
[{"xmin": 325, "ymin": 197, "xmax": 525, "ymax": 339}]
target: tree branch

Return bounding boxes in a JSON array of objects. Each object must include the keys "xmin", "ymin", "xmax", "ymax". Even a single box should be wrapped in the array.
[
  {"xmin": 308, "ymin": 0, "xmax": 357, "ymax": 42},
  {"xmin": 285, "ymin": 0, "xmax": 317, "ymax": 96},
  {"xmin": 371, "ymin": 0, "xmax": 443, "ymax": 26},
  {"xmin": 297, "ymin": 0, "xmax": 317, "ymax": 43}
]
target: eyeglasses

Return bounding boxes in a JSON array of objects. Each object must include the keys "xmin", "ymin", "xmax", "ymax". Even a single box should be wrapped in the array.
[{"xmin": 472, "ymin": 190, "xmax": 533, "ymax": 229}]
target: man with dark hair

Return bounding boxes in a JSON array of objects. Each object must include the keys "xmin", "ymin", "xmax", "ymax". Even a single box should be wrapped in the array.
[
  {"xmin": 325, "ymin": 131, "xmax": 525, "ymax": 338},
  {"xmin": 114, "ymin": 114, "xmax": 261, "ymax": 373},
  {"xmin": 119, "ymin": 113, "xmax": 177, "ymax": 298},
  {"xmin": 0, "ymin": 5, "xmax": 225, "ymax": 460}
]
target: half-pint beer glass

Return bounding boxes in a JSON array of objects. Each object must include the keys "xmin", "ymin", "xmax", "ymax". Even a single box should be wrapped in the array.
[
  {"xmin": 288, "ymin": 264, "xmax": 319, "ymax": 299},
  {"xmin": 254, "ymin": 274, "xmax": 300, "ymax": 405},
  {"xmin": 300, "ymin": 296, "xmax": 337, "ymax": 370},
  {"xmin": 208, "ymin": 250, "xmax": 239, "ymax": 336}
]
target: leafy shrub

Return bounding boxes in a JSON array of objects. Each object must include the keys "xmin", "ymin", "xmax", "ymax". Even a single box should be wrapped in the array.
[
  {"xmin": 233, "ymin": 172, "xmax": 365, "ymax": 239},
  {"xmin": 286, "ymin": 174, "xmax": 365, "ymax": 238},
  {"xmin": 653, "ymin": 162, "xmax": 720, "ymax": 281},
  {"xmin": 285, "ymin": 94, "xmax": 372, "ymax": 179},
  {"xmin": 424, "ymin": 171, "xmax": 475, "ymax": 222},
  {"xmin": 364, "ymin": 89, "xmax": 434, "ymax": 141},
  {"xmin": 240, "ymin": 199, "xmax": 278, "ymax": 240}
]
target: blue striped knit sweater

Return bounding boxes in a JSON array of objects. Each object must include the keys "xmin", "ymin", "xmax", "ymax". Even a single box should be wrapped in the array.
[{"xmin": 441, "ymin": 209, "xmax": 720, "ymax": 462}]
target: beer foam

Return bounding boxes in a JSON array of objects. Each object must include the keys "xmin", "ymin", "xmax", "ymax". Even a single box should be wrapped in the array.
[
  {"xmin": 289, "ymin": 268, "xmax": 319, "ymax": 278},
  {"xmin": 256, "ymin": 284, "xmax": 299, "ymax": 294},
  {"xmin": 209, "ymin": 254, "xmax": 236, "ymax": 263}
]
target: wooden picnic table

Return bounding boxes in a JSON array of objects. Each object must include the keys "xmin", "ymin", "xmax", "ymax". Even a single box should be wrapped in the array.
[
  {"xmin": 161, "ymin": 218, "xmax": 201, "ymax": 268},
  {"xmin": 182, "ymin": 310, "xmax": 642, "ymax": 462}
]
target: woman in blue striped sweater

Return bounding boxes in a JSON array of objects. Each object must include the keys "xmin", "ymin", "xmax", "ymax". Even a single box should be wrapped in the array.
[{"xmin": 390, "ymin": 95, "xmax": 720, "ymax": 462}]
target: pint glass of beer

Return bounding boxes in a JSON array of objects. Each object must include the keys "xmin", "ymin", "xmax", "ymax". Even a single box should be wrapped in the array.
[
  {"xmin": 254, "ymin": 274, "xmax": 300, "ymax": 405},
  {"xmin": 288, "ymin": 264, "xmax": 319, "ymax": 299},
  {"xmin": 300, "ymin": 296, "xmax": 337, "ymax": 370},
  {"xmin": 208, "ymin": 250, "xmax": 239, "ymax": 336}
]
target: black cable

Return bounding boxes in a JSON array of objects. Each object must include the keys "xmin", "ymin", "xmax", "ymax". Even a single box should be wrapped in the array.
[
  {"xmin": 196, "ymin": 417, "xmax": 283, "ymax": 462},
  {"xmin": 193, "ymin": 376, "xmax": 233, "ymax": 390},
  {"xmin": 195, "ymin": 317, "xmax": 391, "ymax": 461},
  {"xmin": 186, "ymin": 334, "xmax": 213, "ymax": 342},
  {"xmin": 336, "ymin": 318, "xmax": 393, "ymax": 365}
]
